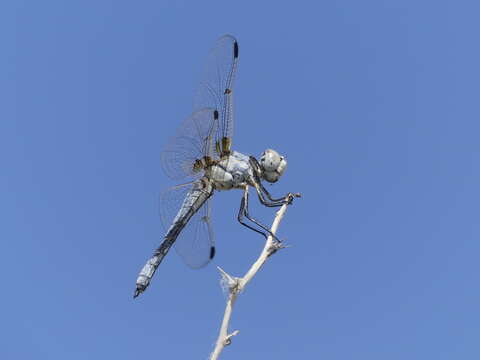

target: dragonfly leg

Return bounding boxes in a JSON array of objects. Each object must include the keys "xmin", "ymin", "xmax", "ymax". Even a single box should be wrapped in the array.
[
  {"xmin": 258, "ymin": 181, "xmax": 299, "ymax": 204},
  {"xmin": 237, "ymin": 187, "xmax": 281, "ymax": 242},
  {"xmin": 249, "ymin": 156, "xmax": 299, "ymax": 205},
  {"xmin": 238, "ymin": 197, "xmax": 269, "ymax": 240},
  {"xmin": 254, "ymin": 183, "xmax": 296, "ymax": 208}
]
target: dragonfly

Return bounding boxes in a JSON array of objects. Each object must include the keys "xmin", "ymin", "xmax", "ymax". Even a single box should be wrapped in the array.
[{"xmin": 134, "ymin": 35, "xmax": 299, "ymax": 298}]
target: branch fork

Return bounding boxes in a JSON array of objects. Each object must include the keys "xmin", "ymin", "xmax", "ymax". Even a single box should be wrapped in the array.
[{"xmin": 217, "ymin": 266, "xmax": 241, "ymax": 295}]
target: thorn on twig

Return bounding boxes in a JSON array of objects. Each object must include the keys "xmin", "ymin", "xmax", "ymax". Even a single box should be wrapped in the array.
[
  {"xmin": 217, "ymin": 266, "xmax": 240, "ymax": 294},
  {"xmin": 267, "ymin": 239, "xmax": 286, "ymax": 256},
  {"xmin": 224, "ymin": 330, "xmax": 240, "ymax": 346}
]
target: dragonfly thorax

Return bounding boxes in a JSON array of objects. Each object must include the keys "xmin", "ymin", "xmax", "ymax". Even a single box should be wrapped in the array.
[
  {"xmin": 206, "ymin": 151, "xmax": 253, "ymax": 190},
  {"xmin": 193, "ymin": 156, "xmax": 215, "ymax": 173},
  {"xmin": 215, "ymin": 136, "xmax": 233, "ymax": 157}
]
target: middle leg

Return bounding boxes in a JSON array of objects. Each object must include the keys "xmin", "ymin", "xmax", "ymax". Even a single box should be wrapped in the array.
[{"xmin": 237, "ymin": 187, "xmax": 281, "ymax": 242}]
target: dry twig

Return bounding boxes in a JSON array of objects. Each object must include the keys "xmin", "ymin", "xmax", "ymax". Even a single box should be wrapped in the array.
[{"xmin": 209, "ymin": 189, "xmax": 298, "ymax": 360}]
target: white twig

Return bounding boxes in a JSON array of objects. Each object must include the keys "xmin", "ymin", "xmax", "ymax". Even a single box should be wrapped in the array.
[{"xmin": 209, "ymin": 188, "xmax": 295, "ymax": 360}]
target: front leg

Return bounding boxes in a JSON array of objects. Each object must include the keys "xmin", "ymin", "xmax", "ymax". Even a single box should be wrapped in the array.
[
  {"xmin": 257, "ymin": 181, "xmax": 300, "ymax": 204},
  {"xmin": 254, "ymin": 182, "xmax": 299, "ymax": 208},
  {"xmin": 249, "ymin": 156, "xmax": 300, "ymax": 206}
]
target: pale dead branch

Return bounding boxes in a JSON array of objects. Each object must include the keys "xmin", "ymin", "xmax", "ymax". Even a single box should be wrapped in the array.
[{"xmin": 209, "ymin": 188, "xmax": 299, "ymax": 360}]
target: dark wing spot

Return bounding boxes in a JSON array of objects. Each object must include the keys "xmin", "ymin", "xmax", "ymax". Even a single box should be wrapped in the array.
[
  {"xmin": 213, "ymin": 110, "xmax": 219, "ymax": 119},
  {"xmin": 233, "ymin": 41, "xmax": 239, "ymax": 58},
  {"xmin": 210, "ymin": 246, "xmax": 216, "ymax": 259}
]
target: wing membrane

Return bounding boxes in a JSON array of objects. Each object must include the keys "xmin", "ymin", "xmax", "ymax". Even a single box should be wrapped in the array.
[
  {"xmin": 160, "ymin": 108, "xmax": 218, "ymax": 180},
  {"xmin": 158, "ymin": 182, "xmax": 215, "ymax": 269},
  {"xmin": 193, "ymin": 35, "xmax": 238, "ymax": 155},
  {"xmin": 156, "ymin": 35, "xmax": 238, "ymax": 268}
]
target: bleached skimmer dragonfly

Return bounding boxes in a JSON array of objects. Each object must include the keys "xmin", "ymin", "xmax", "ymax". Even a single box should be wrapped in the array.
[{"xmin": 134, "ymin": 35, "xmax": 299, "ymax": 298}]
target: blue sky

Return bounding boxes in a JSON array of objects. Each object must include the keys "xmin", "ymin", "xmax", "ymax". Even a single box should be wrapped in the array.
[{"xmin": 2, "ymin": 1, "xmax": 479, "ymax": 359}]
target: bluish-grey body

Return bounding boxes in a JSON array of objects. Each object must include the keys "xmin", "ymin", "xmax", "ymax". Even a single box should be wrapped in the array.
[{"xmin": 207, "ymin": 151, "xmax": 254, "ymax": 190}]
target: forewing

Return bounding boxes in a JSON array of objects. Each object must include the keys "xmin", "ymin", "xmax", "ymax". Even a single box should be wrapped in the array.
[
  {"xmin": 158, "ymin": 183, "xmax": 215, "ymax": 269},
  {"xmin": 194, "ymin": 35, "xmax": 238, "ymax": 155},
  {"xmin": 161, "ymin": 108, "xmax": 218, "ymax": 180}
]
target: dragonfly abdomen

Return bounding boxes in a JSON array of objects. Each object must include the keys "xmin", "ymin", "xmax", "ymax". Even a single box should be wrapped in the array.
[{"xmin": 134, "ymin": 178, "xmax": 214, "ymax": 298}]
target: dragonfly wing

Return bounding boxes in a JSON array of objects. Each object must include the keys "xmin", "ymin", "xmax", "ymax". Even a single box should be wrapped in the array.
[
  {"xmin": 193, "ymin": 35, "xmax": 238, "ymax": 155},
  {"xmin": 161, "ymin": 108, "xmax": 218, "ymax": 180},
  {"xmin": 174, "ymin": 197, "xmax": 214, "ymax": 269},
  {"xmin": 159, "ymin": 181, "xmax": 215, "ymax": 269}
]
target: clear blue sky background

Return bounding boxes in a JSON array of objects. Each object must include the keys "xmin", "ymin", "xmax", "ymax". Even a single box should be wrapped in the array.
[{"xmin": 2, "ymin": 1, "xmax": 479, "ymax": 359}]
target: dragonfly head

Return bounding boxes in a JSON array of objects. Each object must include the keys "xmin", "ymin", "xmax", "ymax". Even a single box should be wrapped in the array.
[{"xmin": 259, "ymin": 149, "xmax": 287, "ymax": 183}]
